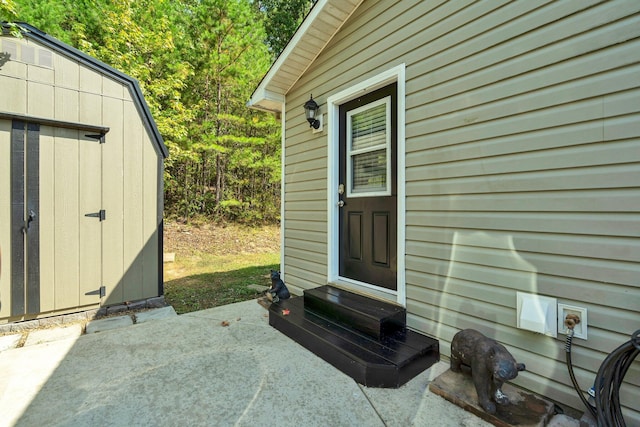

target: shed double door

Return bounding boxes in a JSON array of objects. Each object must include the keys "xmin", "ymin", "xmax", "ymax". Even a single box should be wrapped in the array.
[{"xmin": 9, "ymin": 121, "xmax": 103, "ymax": 316}]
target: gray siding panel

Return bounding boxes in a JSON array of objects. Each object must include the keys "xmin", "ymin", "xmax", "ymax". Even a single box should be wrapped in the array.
[{"xmin": 283, "ymin": 0, "xmax": 640, "ymax": 420}]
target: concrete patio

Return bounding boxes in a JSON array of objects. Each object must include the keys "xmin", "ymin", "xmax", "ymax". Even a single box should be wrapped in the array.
[{"xmin": 0, "ymin": 300, "xmax": 578, "ymax": 427}]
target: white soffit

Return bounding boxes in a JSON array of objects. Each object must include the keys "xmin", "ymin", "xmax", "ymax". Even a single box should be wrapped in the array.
[{"xmin": 248, "ymin": 0, "xmax": 362, "ymax": 113}]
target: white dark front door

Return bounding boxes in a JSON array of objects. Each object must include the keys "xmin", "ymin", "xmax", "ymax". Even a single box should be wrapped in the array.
[{"xmin": 338, "ymin": 83, "xmax": 397, "ymax": 291}]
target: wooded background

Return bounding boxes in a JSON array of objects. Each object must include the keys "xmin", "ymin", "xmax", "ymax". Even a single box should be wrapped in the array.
[{"xmin": 2, "ymin": 0, "xmax": 314, "ymax": 224}]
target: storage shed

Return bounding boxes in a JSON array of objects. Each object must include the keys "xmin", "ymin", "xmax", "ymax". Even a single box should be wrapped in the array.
[
  {"xmin": 250, "ymin": 0, "xmax": 640, "ymax": 423},
  {"xmin": 0, "ymin": 24, "xmax": 167, "ymax": 323}
]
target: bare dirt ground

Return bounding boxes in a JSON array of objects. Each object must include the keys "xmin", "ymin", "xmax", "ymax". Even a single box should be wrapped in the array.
[{"xmin": 163, "ymin": 221, "xmax": 280, "ymax": 256}]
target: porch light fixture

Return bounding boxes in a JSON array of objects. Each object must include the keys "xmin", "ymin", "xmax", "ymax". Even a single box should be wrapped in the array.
[{"xmin": 303, "ymin": 95, "xmax": 321, "ymax": 129}]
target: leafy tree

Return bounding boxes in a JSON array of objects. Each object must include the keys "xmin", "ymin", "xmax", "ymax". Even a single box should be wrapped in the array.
[
  {"xmin": 14, "ymin": 0, "xmax": 193, "ymax": 160},
  {"xmin": 172, "ymin": 0, "xmax": 279, "ymax": 222},
  {"xmin": 0, "ymin": 0, "xmax": 17, "ymax": 20},
  {"xmin": 82, "ymin": 0, "xmax": 193, "ymax": 148},
  {"xmin": 10, "ymin": 0, "xmax": 103, "ymax": 44},
  {"xmin": 1, "ymin": 0, "xmax": 23, "ymax": 36},
  {"xmin": 256, "ymin": 0, "xmax": 315, "ymax": 58},
  {"xmin": 0, "ymin": 0, "xmax": 16, "ymax": 20},
  {"xmin": 11, "ymin": 0, "xmax": 284, "ymax": 224}
]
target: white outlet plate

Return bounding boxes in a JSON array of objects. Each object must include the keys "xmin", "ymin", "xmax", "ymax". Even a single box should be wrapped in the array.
[{"xmin": 558, "ymin": 304, "xmax": 588, "ymax": 340}]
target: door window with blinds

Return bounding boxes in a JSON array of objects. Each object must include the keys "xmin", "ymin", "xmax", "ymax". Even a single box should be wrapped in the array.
[{"xmin": 346, "ymin": 96, "xmax": 391, "ymax": 197}]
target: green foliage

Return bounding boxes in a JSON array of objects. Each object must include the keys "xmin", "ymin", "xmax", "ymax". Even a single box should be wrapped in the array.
[
  {"xmin": 12, "ymin": 0, "xmax": 285, "ymax": 224},
  {"xmin": 255, "ymin": 0, "xmax": 315, "ymax": 58},
  {"xmin": 11, "ymin": 0, "xmax": 102, "ymax": 44},
  {"xmin": 166, "ymin": 0, "xmax": 280, "ymax": 223},
  {"xmin": 1, "ymin": 0, "xmax": 17, "ymax": 20},
  {"xmin": 1, "ymin": 0, "xmax": 23, "ymax": 36}
]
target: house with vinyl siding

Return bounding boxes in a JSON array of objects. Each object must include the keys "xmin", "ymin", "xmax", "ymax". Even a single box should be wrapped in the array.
[
  {"xmin": 0, "ymin": 24, "xmax": 167, "ymax": 323},
  {"xmin": 249, "ymin": 0, "xmax": 640, "ymax": 422}
]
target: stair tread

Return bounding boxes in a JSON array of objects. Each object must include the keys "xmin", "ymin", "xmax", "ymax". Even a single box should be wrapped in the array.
[
  {"xmin": 270, "ymin": 298, "xmax": 437, "ymax": 368},
  {"xmin": 304, "ymin": 285, "xmax": 404, "ymax": 319},
  {"xmin": 268, "ymin": 286, "xmax": 440, "ymax": 388},
  {"xmin": 310, "ymin": 309, "xmax": 437, "ymax": 358},
  {"xmin": 304, "ymin": 285, "xmax": 406, "ymax": 339}
]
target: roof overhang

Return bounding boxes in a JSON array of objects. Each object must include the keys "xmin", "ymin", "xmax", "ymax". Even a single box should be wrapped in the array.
[{"xmin": 248, "ymin": 0, "xmax": 362, "ymax": 114}]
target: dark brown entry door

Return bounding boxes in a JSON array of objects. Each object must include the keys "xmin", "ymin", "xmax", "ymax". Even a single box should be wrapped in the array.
[{"xmin": 339, "ymin": 83, "xmax": 397, "ymax": 290}]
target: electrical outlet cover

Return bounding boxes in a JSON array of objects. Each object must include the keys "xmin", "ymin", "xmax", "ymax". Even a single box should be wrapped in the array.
[{"xmin": 517, "ymin": 292, "xmax": 557, "ymax": 337}]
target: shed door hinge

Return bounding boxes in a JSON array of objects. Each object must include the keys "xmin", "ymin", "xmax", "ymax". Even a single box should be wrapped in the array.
[
  {"xmin": 85, "ymin": 134, "xmax": 106, "ymax": 144},
  {"xmin": 86, "ymin": 285, "xmax": 106, "ymax": 298},
  {"xmin": 85, "ymin": 209, "xmax": 106, "ymax": 221}
]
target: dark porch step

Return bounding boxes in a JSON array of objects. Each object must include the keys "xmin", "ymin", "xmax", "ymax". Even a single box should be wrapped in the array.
[
  {"xmin": 269, "ymin": 297, "xmax": 439, "ymax": 388},
  {"xmin": 303, "ymin": 285, "xmax": 406, "ymax": 339}
]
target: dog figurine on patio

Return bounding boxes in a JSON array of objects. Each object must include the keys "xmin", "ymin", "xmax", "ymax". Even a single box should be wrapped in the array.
[
  {"xmin": 450, "ymin": 329, "xmax": 526, "ymax": 414},
  {"xmin": 267, "ymin": 270, "xmax": 290, "ymax": 303}
]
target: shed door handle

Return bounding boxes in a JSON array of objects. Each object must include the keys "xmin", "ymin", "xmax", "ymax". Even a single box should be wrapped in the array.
[{"xmin": 22, "ymin": 209, "xmax": 36, "ymax": 233}]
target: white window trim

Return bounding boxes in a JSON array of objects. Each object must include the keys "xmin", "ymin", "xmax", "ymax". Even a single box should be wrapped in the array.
[
  {"xmin": 346, "ymin": 96, "xmax": 392, "ymax": 198},
  {"xmin": 326, "ymin": 63, "xmax": 406, "ymax": 307}
]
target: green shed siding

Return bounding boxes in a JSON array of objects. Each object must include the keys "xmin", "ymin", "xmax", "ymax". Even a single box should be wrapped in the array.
[{"xmin": 0, "ymin": 28, "xmax": 164, "ymax": 322}]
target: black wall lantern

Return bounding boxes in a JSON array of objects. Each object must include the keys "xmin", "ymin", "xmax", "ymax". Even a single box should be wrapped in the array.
[{"xmin": 303, "ymin": 95, "xmax": 321, "ymax": 129}]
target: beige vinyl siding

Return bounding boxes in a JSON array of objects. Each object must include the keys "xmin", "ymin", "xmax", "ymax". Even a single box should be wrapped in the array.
[
  {"xmin": 282, "ymin": 123, "xmax": 328, "ymax": 293},
  {"xmin": 405, "ymin": 0, "xmax": 640, "ymax": 418},
  {"xmin": 284, "ymin": 0, "xmax": 640, "ymax": 420},
  {"xmin": 282, "ymin": 89, "xmax": 329, "ymax": 294}
]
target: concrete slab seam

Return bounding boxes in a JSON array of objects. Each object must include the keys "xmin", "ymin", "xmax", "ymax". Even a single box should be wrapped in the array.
[{"xmin": 358, "ymin": 383, "xmax": 390, "ymax": 427}]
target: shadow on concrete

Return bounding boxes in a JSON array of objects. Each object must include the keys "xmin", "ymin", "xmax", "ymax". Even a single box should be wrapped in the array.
[{"xmin": 1, "ymin": 300, "xmax": 493, "ymax": 427}]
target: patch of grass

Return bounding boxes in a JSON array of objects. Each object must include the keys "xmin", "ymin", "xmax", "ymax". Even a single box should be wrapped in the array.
[{"xmin": 163, "ymin": 252, "xmax": 279, "ymax": 314}]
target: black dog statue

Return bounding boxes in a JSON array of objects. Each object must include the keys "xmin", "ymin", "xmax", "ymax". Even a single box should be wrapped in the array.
[
  {"xmin": 450, "ymin": 329, "xmax": 526, "ymax": 414},
  {"xmin": 267, "ymin": 270, "xmax": 290, "ymax": 303}
]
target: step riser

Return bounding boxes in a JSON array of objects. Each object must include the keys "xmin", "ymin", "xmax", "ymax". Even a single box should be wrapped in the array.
[
  {"xmin": 270, "ymin": 313, "xmax": 395, "ymax": 387},
  {"xmin": 270, "ymin": 310, "xmax": 436, "ymax": 388},
  {"xmin": 269, "ymin": 296, "xmax": 439, "ymax": 388},
  {"xmin": 304, "ymin": 286, "xmax": 406, "ymax": 340}
]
